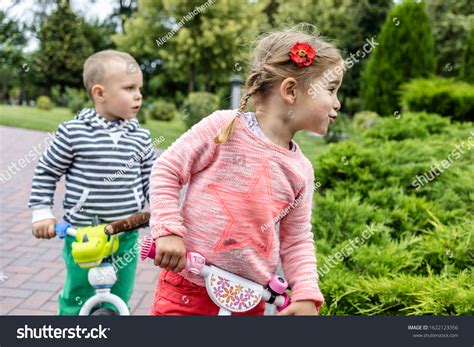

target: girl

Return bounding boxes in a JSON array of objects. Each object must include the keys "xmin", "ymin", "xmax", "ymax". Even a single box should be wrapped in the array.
[{"xmin": 149, "ymin": 26, "xmax": 344, "ymax": 316}]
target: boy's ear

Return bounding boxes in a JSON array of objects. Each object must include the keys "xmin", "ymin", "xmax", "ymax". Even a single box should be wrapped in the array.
[
  {"xmin": 279, "ymin": 77, "xmax": 298, "ymax": 105},
  {"xmin": 91, "ymin": 84, "xmax": 106, "ymax": 103}
]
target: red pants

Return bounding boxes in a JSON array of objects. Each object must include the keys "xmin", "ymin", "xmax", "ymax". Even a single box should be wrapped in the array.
[{"xmin": 150, "ymin": 269, "xmax": 266, "ymax": 316}]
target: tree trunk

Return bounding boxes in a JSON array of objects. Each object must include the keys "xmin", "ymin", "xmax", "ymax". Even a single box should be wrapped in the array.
[{"xmin": 188, "ymin": 63, "xmax": 196, "ymax": 93}]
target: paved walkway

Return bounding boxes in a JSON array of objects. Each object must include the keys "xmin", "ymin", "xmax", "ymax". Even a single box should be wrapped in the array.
[{"xmin": 0, "ymin": 126, "xmax": 159, "ymax": 315}]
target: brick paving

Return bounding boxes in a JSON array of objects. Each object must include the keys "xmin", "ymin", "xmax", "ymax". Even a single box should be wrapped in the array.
[{"xmin": 0, "ymin": 126, "xmax": 159, "ymax": 315}]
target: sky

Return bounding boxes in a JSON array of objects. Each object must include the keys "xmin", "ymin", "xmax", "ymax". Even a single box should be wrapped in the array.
[{"xmin": 1, "ymin": 0, "xmax": 116, "ymax": 51}]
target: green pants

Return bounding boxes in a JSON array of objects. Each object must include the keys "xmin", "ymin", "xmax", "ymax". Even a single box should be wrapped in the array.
[{"xmin": 58, "ymin": 230, "xmax": 139, "ymax": 315}]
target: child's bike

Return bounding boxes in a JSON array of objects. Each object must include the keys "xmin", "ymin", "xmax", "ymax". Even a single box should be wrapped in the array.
[
  {"xmin": 54, "ymin": 212, "xmax": 150, "ymax": 316},
  {"xmin": 141, "ymin": 237, "xmax": 292, "ymax": 316}
]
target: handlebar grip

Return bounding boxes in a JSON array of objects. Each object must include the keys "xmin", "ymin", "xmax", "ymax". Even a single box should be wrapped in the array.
[
  {"xmin": 140, "ymin": 239, "xmax": 205, "ymax": 275},
  {"xmin": 105, "ymin": 212, "xmax": 150, "ymax": 235},
  {"xmin": 55, "ymin": 222, "xmax": 71, "ymax": 239},
  {"xmin": 276, "ymin": 292, "xmax": 291, "ymax": 312},
  {"xmin": 140, "ymin": 235, "xmax": 156, "ymax": 261}
]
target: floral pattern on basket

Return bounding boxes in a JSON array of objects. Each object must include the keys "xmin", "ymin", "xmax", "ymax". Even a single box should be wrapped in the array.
[{"xmin": 209, "ymin": 273, "xmax": 261, "ymax": 311}]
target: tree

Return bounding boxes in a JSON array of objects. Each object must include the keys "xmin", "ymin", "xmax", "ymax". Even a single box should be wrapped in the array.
[
  {"xmin": 36, "ymin": 2, "xmax": 93, "ymax": 94},
  {"xmin": 114, "ymin": 0, "xmax": 268, "ymax": 96},
  {"xmin": 461, "ymin": 28, "xmax": 474, "ymax": 83},
  {"xmin": 111, "ymin": 0, "xmax": 139, "ymax": 33},
  {"xmin": 0, "ymin": 10, "xmax": 27, "ymax": 101},
  {"xmin": 426, "ymin": 0, "xmax": 474, "ymax": 77},
  {"xmin": 339, "ymin": 0, "xmax": 393, "ymax": 112},
  {"xmin": 360, "ymin": 1, "xmax": 436, "ymax": 116},
  {"xmin": 81, "ymin": 18, "xmax": 117, "ymax": 52}
]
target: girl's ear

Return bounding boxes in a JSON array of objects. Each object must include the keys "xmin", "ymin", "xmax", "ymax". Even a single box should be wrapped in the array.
[
  {"xmin": 279, "ymin": 77, "xmax": 298, "ymax": 105},
  {"xmin": 91, "ymin": 84, "xmax": 105, "ymax": 103}
]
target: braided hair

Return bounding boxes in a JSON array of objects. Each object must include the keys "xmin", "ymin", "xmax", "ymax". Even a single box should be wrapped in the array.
[{"xmin": 214, "ymin": 24, "xmax": 342, "ymax": 144}]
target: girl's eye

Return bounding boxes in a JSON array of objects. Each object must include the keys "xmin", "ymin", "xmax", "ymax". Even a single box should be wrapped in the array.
[{"xmin": 125, "ymin": 86, "xmax": 134, "ymax": 90}]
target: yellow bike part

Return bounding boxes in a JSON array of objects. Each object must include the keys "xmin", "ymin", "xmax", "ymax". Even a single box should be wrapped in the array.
[{"xmin": 71, "ymin": 224, "xmax": 119, "ymax": 269}]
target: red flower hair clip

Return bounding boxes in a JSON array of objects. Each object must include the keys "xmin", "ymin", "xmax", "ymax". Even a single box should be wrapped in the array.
[{"xmin": 290, "ymin": 42, "xmax": 317, "ymax": 67}]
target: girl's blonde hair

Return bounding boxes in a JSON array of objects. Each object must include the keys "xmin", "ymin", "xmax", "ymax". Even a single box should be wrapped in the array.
[{"xmin": 215, "ymin": 24, "xmax": 343, "ymax": 144}]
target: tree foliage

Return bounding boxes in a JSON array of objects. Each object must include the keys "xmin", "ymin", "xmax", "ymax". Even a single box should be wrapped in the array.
[{"xmin": 360, "ymin": 1, "xmax": 436, "ymax": 116}]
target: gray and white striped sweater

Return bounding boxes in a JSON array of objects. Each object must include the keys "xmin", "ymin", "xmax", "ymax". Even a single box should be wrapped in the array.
[{"xmin": 28, "ymin": 108, "xmax": 157, "ymax": 226}]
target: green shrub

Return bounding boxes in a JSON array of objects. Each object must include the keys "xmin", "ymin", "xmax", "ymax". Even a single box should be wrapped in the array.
[
  {"xmin": 36, "ymin": 96, "xmax": 54, "ymax": 110},
  {"xmin": 9, "ymin": 87, "xmax": 20, "ymax": 101},
  {"xmin": 65, "ymin": 88, "xmax": 92, "ymax": 114},
  {"xmin": 360, "ymin": 1, "xmax": 436, "ymax": 116},
  {"xmin": 51, "ymin": 85, "xmax": 67, "ymax": 106},
  {"xmin": 312, "ymin": 112, "xmax": 473, "ymax": 315},
  {"xmin": 353, "ymin": 111, "xmax": 379, "ymax": 131},
  {"xmin": 136, "ymin": 111, "xmax": 146, "ymax": 125},
  {"xmin": 343, "ymin": 97, "xmax": 362, "ymax": 116},
  {"xmin": 324, "ymin": 113, "xmax": 352, "ymax": 143},
  {"xmin": 363, "ymin": 112, "xmax": 451, "ymax": 141},
  {"xmin": 400, "ymin": 78, "xmax": 474, "ymax": 121},
  {"xmin": 147, "ymin": 99, "xmax": 177, "ymax": 121},
  {"xmin": 320, "ymin": 269, "xmax": 473, "ymax": 315},
  {"xmin": 181, "ymin": 92, "xmax": 220, "ymax": 129}
]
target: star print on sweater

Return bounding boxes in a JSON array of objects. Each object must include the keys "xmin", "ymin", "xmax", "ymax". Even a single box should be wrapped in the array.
[{"xmin": 209, "ymin": 161, "xmax": 288, "ymax": 259}]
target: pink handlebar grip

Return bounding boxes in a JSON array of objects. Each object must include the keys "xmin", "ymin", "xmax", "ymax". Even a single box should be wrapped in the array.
[
  {"xmin": 276, "ymin": 292, "xmax": 291, "ymax": 312},
  {"xmin": 140, "ymin": 235, "xmax": 156, "ymax": 261},
  {"xmin": 140, "ymin": 237, "xmax": 206, "ymax": 275}
]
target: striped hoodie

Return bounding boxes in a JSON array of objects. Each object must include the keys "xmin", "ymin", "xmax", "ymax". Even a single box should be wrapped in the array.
[{"xmin": 28, "ymin": 108, "xmax": 157, "ymax": 226}]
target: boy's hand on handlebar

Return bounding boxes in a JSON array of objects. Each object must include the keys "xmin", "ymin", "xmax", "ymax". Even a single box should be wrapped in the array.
[
  {"xmin": 277, "ymin": 300, "xmax": 320, "ymax": 316},
  {"xmin": 32, "ymin": 219, "xmax": 56, "ymax": 239},
  {"xmin": 154, "ymin": 235, "xmax": 186, "ymax": 272}
]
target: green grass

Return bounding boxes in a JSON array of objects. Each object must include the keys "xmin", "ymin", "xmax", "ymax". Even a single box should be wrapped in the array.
[
  {"xmin": 144, "ymin": 115, "xmax": 188, "ymax": 149},
  {"xmin": 0, "ymin": 105, "xmax": 73, "ymax": 132},
  {"xmin": 294, "ymin": 131, "xmax": 330, "ymax": 161},
  {"xmin": 0, "ymin": 104, "xmax": 328, "ymax": 155},
  {"xmin": 0, "ymin": 104, "xmax": 187, "ymax": 149}
]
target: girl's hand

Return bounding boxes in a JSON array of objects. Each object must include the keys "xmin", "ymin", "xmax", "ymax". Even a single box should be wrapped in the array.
[
  {"xmin": 154, "ymin": 235, "xmax": 187, "ymax": 272},
  {"xmin": 277, "ymin": 300, "xmax": 320, "ymax": 316}
]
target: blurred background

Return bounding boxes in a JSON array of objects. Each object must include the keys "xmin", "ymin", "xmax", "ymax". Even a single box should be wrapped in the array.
[{"xmin": 0, "ymin": 0, "xmax": 473, "ymax": 316}]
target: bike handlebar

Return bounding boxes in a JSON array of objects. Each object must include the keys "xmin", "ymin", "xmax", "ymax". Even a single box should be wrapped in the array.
[
  {"xmin": 104, "ymin": 212, "xmax": 150, "ymax": 235},
  {"xmin": 140, "ymin": 236, "xmax": 292, "ymax": 312},
  {"xmin": 54, "ymin": 212, "xmax": 151, "ymax": 239},
  {"xmin": 54, "ymin": 223, "xmax": 76, "ymax": 238}
]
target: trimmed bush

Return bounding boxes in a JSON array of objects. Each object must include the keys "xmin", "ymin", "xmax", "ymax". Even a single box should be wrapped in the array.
[
  {"xmin": 353, "ymin": 111, "xmax": 380, "ymax": 131},
  {"xmin": 147, "ymin": 99, "xmax": 177, "ymax": 121},
  {"xmin": 324, "ymin": 114, "xmax": 351, "ymax": 143},
  {"xmin": 363, "ymin": 112, "xmax": 451, "ymax": 141},
  {"xmin": 400, "ymin": 78, "xmax": 474, "ymax": 122},
  {"xmin": 312, "ymin": 112, "xmax": 473, "ymax": 315},
  {"xmin": 65, "ymin": 88, "xmax": 92, "ymax": 114},
  {"xmin": 360, "ymin": 1, "xmax": 436, "ymax": 116},
  {"xmin": 36, "ymin": 96, "xmax": 54, "ymax": 110},
  {"xmin": 181, "ymin": 92, "xmax": 220, "ymax": 129}
]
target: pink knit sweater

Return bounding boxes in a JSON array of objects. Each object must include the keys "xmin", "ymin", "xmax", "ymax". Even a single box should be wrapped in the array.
[{"xmin": 149, "ymin": 110, "xmax": 324, "ymax": 307}]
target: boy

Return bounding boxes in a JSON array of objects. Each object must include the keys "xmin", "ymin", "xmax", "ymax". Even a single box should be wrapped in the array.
[{"xmin": 28, "ymin": 50, "xmax": 156, "ymax": 315}]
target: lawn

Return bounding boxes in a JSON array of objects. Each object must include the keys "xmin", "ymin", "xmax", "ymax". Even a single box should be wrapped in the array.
[
  {"xmin": 0, "ymin": 104, "xmax": 186, "ymax": 149},
  {"xmin": 0, "ymin": 104, "xmax": 329, "ymax": 158}
]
